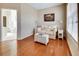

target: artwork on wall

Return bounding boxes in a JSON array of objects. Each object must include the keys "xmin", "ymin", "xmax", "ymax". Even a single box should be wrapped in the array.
[
  {"xmin": 44, "ymin": 13, "xmax": 55, "ymax": 21},
  {"xmin": 3, "ymin": 16, "xmax": 7, "ymax": 27}
]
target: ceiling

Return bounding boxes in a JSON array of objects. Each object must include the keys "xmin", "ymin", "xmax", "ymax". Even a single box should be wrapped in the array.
[{"xmin": 28, "ymin": 3, "xmax": 63, "ymax": 10}]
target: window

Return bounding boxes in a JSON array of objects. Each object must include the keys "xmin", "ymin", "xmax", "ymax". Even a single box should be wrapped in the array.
[{"xmin": 67, "ymin": 3, "xmax": 78, "ymax": 42}]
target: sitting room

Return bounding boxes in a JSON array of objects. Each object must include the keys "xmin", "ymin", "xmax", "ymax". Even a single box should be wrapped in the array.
[{"xmin": 0, "ymin": 3, "xmax": 78, "ymax": 56}]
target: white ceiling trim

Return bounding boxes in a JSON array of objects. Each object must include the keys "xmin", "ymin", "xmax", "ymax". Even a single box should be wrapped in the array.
[{"xmin": 28, "ymin": 3, "xmax": 63, "ymax": 10}]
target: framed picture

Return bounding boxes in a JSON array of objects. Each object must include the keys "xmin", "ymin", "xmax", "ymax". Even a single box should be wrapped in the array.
[
  {"xmin": 44, "ymin": 13, "xmax": 55, "ymax": 21},
  {"xmin": 3, "ymin": 16, "xmax": 7, "ymax": 27}
]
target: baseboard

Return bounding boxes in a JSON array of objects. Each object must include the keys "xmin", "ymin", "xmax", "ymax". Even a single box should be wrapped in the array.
[{"xmin": 18, "ymin": 33, "xmax": 33, "ymax": 40}]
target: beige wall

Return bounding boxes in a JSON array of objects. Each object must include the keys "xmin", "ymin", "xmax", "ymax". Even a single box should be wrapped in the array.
[{"xmin": 37, "ymin": 4, "xmax": 66, "ymax": 36}]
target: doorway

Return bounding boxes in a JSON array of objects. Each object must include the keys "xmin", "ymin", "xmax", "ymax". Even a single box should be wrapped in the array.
[{"xmin": 1, "ymin": 9, "xmax": 17, "ymax": 41}]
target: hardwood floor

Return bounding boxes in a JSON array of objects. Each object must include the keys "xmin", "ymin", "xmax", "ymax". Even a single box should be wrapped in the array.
[
  {"xmin": 0, "ymin": 40, "xmax": 17, "ymax": 56},
  {"xmin": 17, "ymin": 35, "xmax": 71, "ymax": 56}
]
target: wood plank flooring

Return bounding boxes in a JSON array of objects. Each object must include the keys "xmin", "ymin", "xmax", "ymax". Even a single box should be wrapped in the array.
[
  {"xmin": 17, "ymin": 35, "xmax": 71, "ymax": 56},
  {"xmin": 0, "ymin": 40, "xmax": 17, "ymax": 56}
]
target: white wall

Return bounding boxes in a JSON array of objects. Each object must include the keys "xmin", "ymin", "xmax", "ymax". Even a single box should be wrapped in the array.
[
  {"xmin": 37, "ymin": 4, "xmax": 66, "ymax": 36},
  {"xmin": 20, "ymin": 4, "xmax": 37, "ymax": 39}
]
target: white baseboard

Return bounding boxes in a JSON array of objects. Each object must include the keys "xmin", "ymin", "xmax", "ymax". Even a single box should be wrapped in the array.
[{"xmin": 18, "ymin": 33, "xmax": 33, "ymax": 40}]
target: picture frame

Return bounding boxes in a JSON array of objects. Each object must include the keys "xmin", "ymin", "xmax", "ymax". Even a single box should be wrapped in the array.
[
  {"xmin": 3, "ymin": 16, "xmax": 7, "ymax": 27},
  {"xmin": 44, "ymin": 13, "xmax": 55, "ymax": 21}
]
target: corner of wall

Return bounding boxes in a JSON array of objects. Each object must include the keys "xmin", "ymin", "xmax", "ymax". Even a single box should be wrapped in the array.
[{"xmin": 18, "ymin": 32, "xmax": 33, "ymax": 40}]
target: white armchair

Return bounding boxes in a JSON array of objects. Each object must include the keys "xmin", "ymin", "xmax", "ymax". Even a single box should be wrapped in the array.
[{"xmin": 34, "ymin": 33, "xmax": 49, "ymax": 45}]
